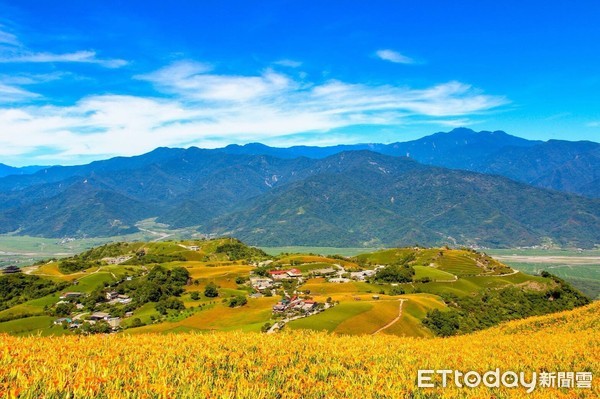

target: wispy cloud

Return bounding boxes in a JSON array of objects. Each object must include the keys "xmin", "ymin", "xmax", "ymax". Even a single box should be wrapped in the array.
[
  {"xmin": 587, "ymin": 121, "xmax": 600, "ymax": 127},
  {"xmin": 0, "ymin": 59, "xmax": 508, "ymax": 164},
  {"xmin": 375, "ymin": 49, "xmax": 414, "ymax": 64},
  {"xmin": 0, "ymin": 82, "xmax": 40, "ymax": 103},
  {"xmin": 274, "ymin": 59, "xmax": 302, "ymax": 68},
  {"xmin": 0, "ymin": 50, "xmax": 128, "ymax": 68},
  {"xmin": 0, "ymin": 25, "xmax": 20, "ymax": 46}
]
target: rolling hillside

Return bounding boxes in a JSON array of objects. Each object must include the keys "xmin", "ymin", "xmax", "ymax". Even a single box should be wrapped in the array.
[
  {"xmin": 0, "ymin": 239, "xmax": 588, "ymax": 339},
  {"xmin": 0, "ymin": 253, "xmax": 597, "ymax": 398}
]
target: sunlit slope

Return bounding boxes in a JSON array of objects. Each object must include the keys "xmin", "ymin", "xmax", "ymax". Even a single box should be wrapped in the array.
[{"xmin": 1, "ymin": 302, "xmax": 598, "ymax": 398}]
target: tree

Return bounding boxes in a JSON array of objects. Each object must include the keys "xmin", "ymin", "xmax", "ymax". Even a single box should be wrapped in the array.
[
  {"xmin": 190, "ymin": 292, "xmax": 200, "ymax": 300},
  {"xmin": 130, "ymin": 318, "xmax": 144, "ymax": 328},
  {"xmin": 374, "ymin": 264, "xmax": 415, "ymax": 283},
  {"xmin": 228, "ymin": 295, "xmax": 248, "ymax": 308},
  {"xmin": 54, "ymin": 303, "xmax": 74, "ymax": 317},
  {"xmin": 204, "ymin": 282, "xmax": 219, "ymax": 298}
]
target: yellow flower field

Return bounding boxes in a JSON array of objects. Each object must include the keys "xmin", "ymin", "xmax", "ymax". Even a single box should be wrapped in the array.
[{"xmin": 1, "ymin": 302, "xmax": 598, "ymax": 398}]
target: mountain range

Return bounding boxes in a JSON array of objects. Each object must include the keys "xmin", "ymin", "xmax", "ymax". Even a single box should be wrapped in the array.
[{"xmin": 0, "ymin": 128, "xmax": 599, "ymax": 248}]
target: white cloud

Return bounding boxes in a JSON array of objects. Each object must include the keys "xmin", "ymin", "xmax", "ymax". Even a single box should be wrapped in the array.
[
  {"xmin": 376, "ymin": 49, "xmax": 414, "ymax": 64},
  {"xmin": 137, "ymin": 61, "xmax": 295, "ymax": 102},
  {"xmin": 274, "ymin": 59, "xmax": 302, "ymax": 68},
  {"xmin": 586, "ymin": 121, "xmax": 600, "ymax": 127},
  {"xmin": 0, "ymin": 60, "xmax": 508, "ymax": 165},
  {"xmin": 0, "ymin": 50, "xmax": 128, "ymax": 68},
  {"xmin": 0, "ymin": 25, "xmax": 19, "ymax": 46},
  {"xmin": 0, "ymin": 82, "xmax": 40, "ymax": 103}
]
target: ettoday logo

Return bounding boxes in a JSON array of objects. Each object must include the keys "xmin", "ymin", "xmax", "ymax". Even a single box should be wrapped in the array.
[{"xmin": 417, "ymin": 369, "xmax": 593, "ymax": 393}]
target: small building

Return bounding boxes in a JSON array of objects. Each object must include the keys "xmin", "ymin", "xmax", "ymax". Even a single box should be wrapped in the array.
[
  {"xmin": 107, "ymin": 317, "xmax": 121, "ymax": 329},
  {"xmin": 250, "ymin": 277, "xmax": 273, "ymax": 290},
  {"xmin": 329, "ymin": 277, "xmax": 351, "ymax": 283},
  {"xmin": 90, "ymin": 312, "xmax": 111, "ymax": 321},
  {"xmin": 106, "ymin": 291, "xmax": 119, "ymax": 300},
  {"xmin": 268, "ymin": 270, "xmax": 290, "ymax": 280},
  {"xmin": 350, "ymin": 270, "xmax": 377, "ymax": 281},
  {"xmin": 302, "ymin": 300, "xmax": 317, "ymax": 311},
  {"xmin": 188, "ymin": 245, "xmax": 200, "ymax": 251},
  {"xmin": 286, "ymin": 268, "xmax": 303, "ymax": 278},
  {"xmin": 53, "ymin": 317, "xmax": 72, "ymax": 325}
]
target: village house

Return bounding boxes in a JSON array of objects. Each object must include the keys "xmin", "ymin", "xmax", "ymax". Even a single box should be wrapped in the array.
[
  {"xmin": 90, "ymin": 312, "xmax": 111, "ymax": 321},
  {"xmin": 350, "ymin": 270, "xmax": 377, "ymax": 281},
  {"xmin": 268, "ymin": 270, "xmax": 289, "ymax": 280},
  {"xmin": 286, "ymin": 268, "xmax": 302, "ymax": 278},
  {"xmin": 250, "ymin": 277, "xmax": 274, "ymax": 291},
  {"xmin": 107, "ymin": 317, "xmax": 121, "ymax": 329},
  {"xmin": 188, "ymin": 245, "xmax": 200, "ymax": 251},
  {"xmin": 106, "ymin": 291, "xmax": 119, "ymax": 300},
  {"xmin": 329, "ymin": 277, "xmax": 351, "ymax": 283},
  {"xmin": 268, "ymin": 268, "xmax": 303, "ymax": 280},
  {"xmin": 53, "ymin": 317, "xmax": 72, "ymax": 325}
]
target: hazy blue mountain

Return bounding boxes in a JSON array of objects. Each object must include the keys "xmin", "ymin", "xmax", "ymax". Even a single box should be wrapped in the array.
[
  {"xmin": 216, "ymin": 128, "xmax": 599, "ymax": 197},
  {"xmin": 0, "ymin": 129, "xmax": 598, "ymax": 247},
  {"xmin": 0, "ymin": 163, "xmax": 47, "ymax": 178},
  {"xmin": 204, "ymin": 151, "xmax": 600, "ymax": 248}
]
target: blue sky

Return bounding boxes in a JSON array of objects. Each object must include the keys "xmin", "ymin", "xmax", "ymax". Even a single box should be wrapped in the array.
[{"xmin": 0, "ymin": 0, "xmax": 598, "ymax": 166}]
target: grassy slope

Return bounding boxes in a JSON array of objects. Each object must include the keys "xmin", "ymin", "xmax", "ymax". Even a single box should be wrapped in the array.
[
  {"xmin": 0, "ymin": 242, "xmax": 589, "ymax": 340},
  {"xmin": 1, "ymin": 302, "xmax": 598, "ymax": 398}
]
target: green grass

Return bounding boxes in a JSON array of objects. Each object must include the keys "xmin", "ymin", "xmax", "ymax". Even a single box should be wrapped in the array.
[
  {"xmin": 287, "ymin": 302, "xmax": 373, "ymax": 332},
  {"xmin": 382, "ymin": 294, "xmax": 447, "ymax": 337},
  {"xmin": 294, "ymin": 263, "xmax": 338, "ymax": 273},
  {"xmin": 0, "ymin": 316, "xmax": 57, "ymax": 336},
  {"xmin": 413, "ymin": 266, "xmax": 456, "ymax": 281},
  {"xmin": 261, "ymin": 246, "xmax": 382, "ymax": 257},
  {"xmin": 64, "ymin": 272, "xmax": 116, "ymax": 293},
  {"xmin": 436, "ymin": 254, "xmax": 482, "ymax": 276}
]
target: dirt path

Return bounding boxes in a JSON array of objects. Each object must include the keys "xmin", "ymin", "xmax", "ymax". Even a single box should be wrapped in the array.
[
  {"xmin": 476, "ymin": 269, "xmax": 520, "ymax": 277},
  {"xmin": 372, "ymin": 299, "xmax": 406, "ymax": 335}
]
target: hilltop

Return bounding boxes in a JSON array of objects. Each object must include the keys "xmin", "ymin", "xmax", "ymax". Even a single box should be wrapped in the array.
[{"xmin": 0, "ymin": 239, "xmax": 589, "ymax": 339}]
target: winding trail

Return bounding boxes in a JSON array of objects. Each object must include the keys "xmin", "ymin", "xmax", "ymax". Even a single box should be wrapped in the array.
[{"xmin": 372, "ymin": 299, "xmax": 406, "ymax": 335}]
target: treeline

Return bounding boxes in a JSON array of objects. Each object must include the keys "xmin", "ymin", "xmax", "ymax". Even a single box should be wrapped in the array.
[
  {"xmin": 215, "ymin": 241, "xmax": 269, "ymax": 260},
  {"xmin": 423, "ymin": 274, "xmax": 590, "ymax": 336},
  {"xmin": 0, "ymin": 274, "xmax": 68, "ymax": 311}
]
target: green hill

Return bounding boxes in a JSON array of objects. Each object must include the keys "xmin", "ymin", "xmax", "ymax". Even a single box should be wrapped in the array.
[{"xmin": 0, "ymin": 239, "xmax": 589, "ymax": 339}]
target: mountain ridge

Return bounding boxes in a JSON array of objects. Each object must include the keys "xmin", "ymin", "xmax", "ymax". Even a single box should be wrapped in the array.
[{"xmin": 0, "ymin": 128, "xmax": 599, "ymax": 247}]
